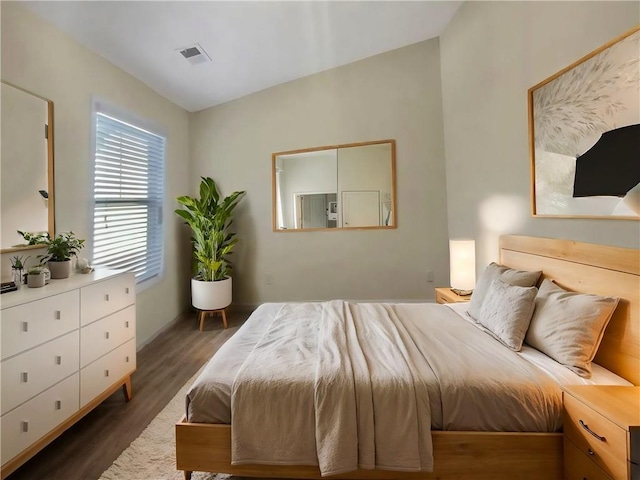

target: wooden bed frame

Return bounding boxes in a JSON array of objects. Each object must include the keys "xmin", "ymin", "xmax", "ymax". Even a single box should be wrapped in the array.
[{"xmin": 176, "ymin": 235, "xmax": 640, "ymax": 479}]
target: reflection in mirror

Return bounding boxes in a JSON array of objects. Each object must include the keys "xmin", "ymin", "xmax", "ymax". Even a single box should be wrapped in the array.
[
  {"xmin": 1, "ymin": 81, "xmax": 54, "ymax": 252},
  {"xmin": 273, "ymin": 140, "xmax": 395, "ymax": 231}
]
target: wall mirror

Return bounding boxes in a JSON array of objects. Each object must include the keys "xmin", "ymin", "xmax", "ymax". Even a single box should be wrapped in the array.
[
  {"xmin": 272, "ymin": 140, "xmax": 396, "ymax": 231},
  {"xmin": 1, "ymin": 81, "xmax": 55, "ymax": 252}
]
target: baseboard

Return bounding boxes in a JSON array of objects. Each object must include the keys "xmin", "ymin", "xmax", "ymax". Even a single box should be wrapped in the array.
[{"xmin": 136, "ymin": 312, "xmax": 186, "ymax": 351}]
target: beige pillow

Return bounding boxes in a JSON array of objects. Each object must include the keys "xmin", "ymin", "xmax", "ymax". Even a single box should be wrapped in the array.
[
  {"xmin": 468, "ymin": 263, "xmax": 542, "ymax": 320},
  {"xmin": 525, "ymin": 279, "xmax": 619, "ymax": 378},
  {"xmin": 478, "ymin": 278, "xmax": 538, "ymax": 351}
]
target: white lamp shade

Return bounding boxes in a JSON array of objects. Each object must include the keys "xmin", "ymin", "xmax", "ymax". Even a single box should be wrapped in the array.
[{"xmin": 449, "ymin": 240, "xmax": 476, "ymax": 291}]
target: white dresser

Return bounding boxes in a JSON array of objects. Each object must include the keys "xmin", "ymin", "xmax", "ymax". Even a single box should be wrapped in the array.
[{"xmin": 0, "ymin": 269, "xmax": 136, "ymax": 478}]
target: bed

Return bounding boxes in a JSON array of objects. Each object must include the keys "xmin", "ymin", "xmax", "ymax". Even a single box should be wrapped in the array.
[{"xmin": 175, "ymin": 235, "xmax": 640, "ymax": 479}]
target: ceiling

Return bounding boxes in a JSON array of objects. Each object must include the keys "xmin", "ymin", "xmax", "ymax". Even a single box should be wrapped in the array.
[{"xmin": 22, "ymin": 1, "xmax": 462, "ymax": 112}]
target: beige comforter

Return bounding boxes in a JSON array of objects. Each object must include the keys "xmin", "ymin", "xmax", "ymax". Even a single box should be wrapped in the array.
[{"xmin": 231, "ymin": 301, "xmax": 434, "ymax": 475}]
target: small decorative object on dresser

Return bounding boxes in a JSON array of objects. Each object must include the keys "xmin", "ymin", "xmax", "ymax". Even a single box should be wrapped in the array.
[
  {"xmin": 0, "ymin": 269, "xmax": 136, "ymax": 478},
  {"xmin": 435, "ymin": 287, "xmax": 471, "ymax": 305},
  {"xmin": 562, "ymin": 385, "xmax": 639, "ymax": 480},
  {"xmin": 26, "ymin": 267, "xmax": 46, "ymax": 288},
  {"xmin": 9, "ymin": 255, "xmax": 29, "ymax": 289}
]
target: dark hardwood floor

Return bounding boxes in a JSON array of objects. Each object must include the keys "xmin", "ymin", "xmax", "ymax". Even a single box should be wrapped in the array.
[{"xmin": 5, "ymin": 309, "xmax": 249, "ymax": 480}]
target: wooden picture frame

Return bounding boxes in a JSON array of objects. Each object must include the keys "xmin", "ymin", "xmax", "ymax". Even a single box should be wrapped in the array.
[{"xmin": 528, "ymin": 26, "xmax": 640, "ymax": 219}]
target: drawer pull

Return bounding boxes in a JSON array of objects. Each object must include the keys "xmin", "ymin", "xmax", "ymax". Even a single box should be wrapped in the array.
[
  {"xmin": 125, "ymin": 287, "xmax": 130, "ymax": 294},
  {"xmin": 587, "ymin": 448, "xmax": 594, "ymax": 456},
  {"xmin": 126, "ymin": 356, "xmax": 130, "ymax": 363},
  {"xmin": 105, "ymin": 294, "xmax": 110, "ymax": 302},
  {"xmin": 105, "ymin": 369, "xmax": 109, "ymax": 377},
  {"xmin": 21, "ymin": 321, "xmax": 29, "ymax": 332},
  {"xmin": 21, "ymin": 421, "xmax": 29, "ymax": 433},
  {"xmin": 105, "ymin": 331, "xmax": 110, "ymax": 340},
  {"xmin": 125, "ymin": 321, "xmax": 129, "ymax": 328},
  {"xmin": 55, "ymin": 400, "xmax": 62, "ymax": 410},
  {"xmin": 55, "ymin": 355, "xmax": 62, "ymax": 365},
  {"xmin": 55, "ymin": 310, "xmax": 61, "ymax": 320},
  {"xmin": 579, "ymin": 420, "xmax": 606, "ymax": 442},
  {"xmin": 21, "ymin": 372, "xmax": 28, "ymax": 383}
]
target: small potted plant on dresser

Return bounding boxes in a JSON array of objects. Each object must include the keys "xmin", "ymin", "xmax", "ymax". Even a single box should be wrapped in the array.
[
  {"xmin": 175, "ymin": 177, "xmax": 245, "ymax": 314},
  {"xmin": 19, "ymin": 231, "xmax": 85, "ymax": 279},
  {"xmin": 9, "ymin": 255, "xmax": 30, "ymax": 288},
  {"xmin": 26, "ymin": 266, "xmax": 46, "ymax": 288}
]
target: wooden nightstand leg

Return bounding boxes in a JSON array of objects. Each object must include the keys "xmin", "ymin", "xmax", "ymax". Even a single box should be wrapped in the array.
[
  {"xmin": 184, "ymin": 471, "xmax": 192, "ymax": 480},
  {"xmin": 222, "ymin": 308, "xmax": 228, "ymax": 329}
]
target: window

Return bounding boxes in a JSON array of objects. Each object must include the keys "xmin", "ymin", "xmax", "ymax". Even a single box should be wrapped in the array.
[{"xmin": 91, "ymin": 106, "xmax": 165, "ymax": 284}]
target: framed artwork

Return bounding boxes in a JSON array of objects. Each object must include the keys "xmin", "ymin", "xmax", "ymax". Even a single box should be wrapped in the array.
[{"xmin": 529, "ymin": 26, "xmax": 640, "ymax": 219}]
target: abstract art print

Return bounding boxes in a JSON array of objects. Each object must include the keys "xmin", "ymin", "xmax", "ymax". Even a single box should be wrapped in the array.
[{"xmin": 529, "ymin": 26, "xmax": 640, "ymax": 219}]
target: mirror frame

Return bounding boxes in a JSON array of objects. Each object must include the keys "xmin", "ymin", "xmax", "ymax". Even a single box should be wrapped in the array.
[
  {"xmin": 272, "ymin": 139, "xmax": 396, "ymax": 232},
  {"xmin": 1, "ymin": 80, "xmax": 55, "ymax": 253}
]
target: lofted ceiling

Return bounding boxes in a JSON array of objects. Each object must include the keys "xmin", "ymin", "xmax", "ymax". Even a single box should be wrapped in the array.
[{"xmin": 22, "ymin": 1, "xmax": 462, "ymax": 112}]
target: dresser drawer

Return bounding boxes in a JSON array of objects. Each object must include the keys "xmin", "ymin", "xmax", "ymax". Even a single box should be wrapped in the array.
[
  {"xmin": 80, "ymin": 338, "xmax": 136, "ymax": 407},
  {"xmin": 564, "ymin": 393, "xmax": 627, "ymax": 479},
  {"xmin": 564, "ymin": 437, "xmax": 613, "ymax": 480},
  {"xmin": 1, "ymin": 290, "xmax": 80, "ymax": 360},
  {"xmin": 80, "ymin": 274, "xmax": 135, "ymax": 326},
  {"xmin": 1, "ymin": 373, "xmax": 79, "ymax": 466},
  {"xmin": 80, "ymin": 305, "xmax": 135, "ymax": 367},
  {"xmin": 1, "ymin": 330, "xmax": 79, "ymax": 415}
]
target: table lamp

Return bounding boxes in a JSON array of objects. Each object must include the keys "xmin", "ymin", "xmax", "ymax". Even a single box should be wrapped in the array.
[{"xmin": 449, "ymin": 239, "xmax": 476, "ymax": 296}]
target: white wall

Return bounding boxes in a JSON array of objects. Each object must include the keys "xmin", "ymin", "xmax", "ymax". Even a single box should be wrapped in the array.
[
  {"xmin": 190, "ymin": 39, "xmax": 449, "ymax": 305},
  {"xmin": 1, "ymin": 3, "xmax": 192, "ymax": 346},
  {"xmin": 440, "ymin": 1, "xmax": 640, "ymax": 270}
]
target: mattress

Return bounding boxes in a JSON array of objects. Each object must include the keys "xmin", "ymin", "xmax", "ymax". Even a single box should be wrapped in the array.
[{"xmin": 186, "ymin": 301, "xmax": 631, "ymax": 430}]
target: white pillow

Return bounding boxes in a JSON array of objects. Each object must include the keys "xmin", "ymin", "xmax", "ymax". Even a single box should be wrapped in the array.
[
  {"xmin": 467, "ymin": 263, "xmax": 542, "ymax": 320},
  {"xmin": 478, "ymin": 278, "xmax": 538, "ymax": 351},
  {"xmin": 525, "ymin": 279, "xmax": 619, "ymax": 378}
]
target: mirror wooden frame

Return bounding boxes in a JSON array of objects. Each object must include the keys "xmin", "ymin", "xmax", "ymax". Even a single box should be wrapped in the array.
[
  {"xmin": 272, "ymin": 139, "xmax": 396, "ymax": 232},
  {"xmin": 1, "ymin": 81, "xmax": 55, "ymax": 253}
]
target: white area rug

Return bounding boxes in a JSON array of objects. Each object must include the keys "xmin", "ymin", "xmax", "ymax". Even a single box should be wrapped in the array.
[{"xmin": 99, "ymin": 368, "xmax": 236, "ymax": 480}]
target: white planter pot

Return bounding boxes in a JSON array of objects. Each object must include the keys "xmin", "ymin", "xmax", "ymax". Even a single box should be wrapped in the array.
[
  {"xmin": 48, "ymin": 260, "xmax": 72, "ymax": 279},
  {"xmin": 191, "ymin": 277, "xmax": 232, "ymax": 310}
]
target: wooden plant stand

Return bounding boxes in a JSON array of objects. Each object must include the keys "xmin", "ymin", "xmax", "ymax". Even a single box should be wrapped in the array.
[{"xmin": 199, "ymin": 308, "xmax": 228, "ymax": 331}]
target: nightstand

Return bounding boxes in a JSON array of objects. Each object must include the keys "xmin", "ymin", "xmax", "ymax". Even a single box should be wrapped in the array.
[
  {"xmin": 562, "ymin": 385, "xmax": 640, "ymax": 480},
  {"xmin": 435, "ymin": 287, "xmax": 471, "ymax": 305}
]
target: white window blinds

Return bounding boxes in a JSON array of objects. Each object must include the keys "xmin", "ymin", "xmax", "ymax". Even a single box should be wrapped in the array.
[{"xmin": 92, "ymin": 111, "xmax": 165, "ymax": 283}]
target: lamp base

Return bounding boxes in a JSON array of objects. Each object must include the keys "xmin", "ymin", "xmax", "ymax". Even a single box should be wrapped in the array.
[{"xmin": 451, "ymin": 288, "xmax": 473, "ymax": 297}]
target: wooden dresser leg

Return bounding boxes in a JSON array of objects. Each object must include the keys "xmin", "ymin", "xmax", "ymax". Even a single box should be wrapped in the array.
[
  {"xmin": 199, "ymin": 310, "xmax": 205, "ymax": 332},
  {"xmin": 122, "ymin": 376, "xmax": 132, "ymax": 402},
  {"xmin": 184, "ymin": 471, "xmax": 193, "ymax": 480},
  {"xmin": 222, "ymin": 308, "xmax": 228, "ymax": 329}
]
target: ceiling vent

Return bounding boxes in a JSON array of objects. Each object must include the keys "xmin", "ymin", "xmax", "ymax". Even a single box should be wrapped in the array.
[{"xmin": 177, "ymin": 43, "xmax": 211, "ymax": 66}]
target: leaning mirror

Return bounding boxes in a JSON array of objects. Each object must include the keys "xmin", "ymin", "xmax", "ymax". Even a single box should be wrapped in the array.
[
  {"xmin": 1, "ymin": 81, "xmax": 55, "ymax": 252},
  {"xmin": 272, "ymin": 140, "xmax": 396, "ymax": 231}
]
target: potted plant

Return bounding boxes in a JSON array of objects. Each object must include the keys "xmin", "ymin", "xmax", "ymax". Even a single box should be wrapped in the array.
[
  {"xmin": 26, "ymin": 266, "xmax": 46, "ymax": 288},
  {"xmin": 19, "ymin": 231, "xmax": 85, "ymax": 279},
  {"xmin": 175, "ymin": 177, "xmax": 245, "ymax": 311},
  {"xmin": 10, "ymin": 255, "xmax": 30, "ymax": 288}
]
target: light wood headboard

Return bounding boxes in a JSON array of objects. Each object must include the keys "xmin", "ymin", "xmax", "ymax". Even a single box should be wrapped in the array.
[{"xmin": 499, "ymin": 235, "xmax": 640, "ymax": 385}]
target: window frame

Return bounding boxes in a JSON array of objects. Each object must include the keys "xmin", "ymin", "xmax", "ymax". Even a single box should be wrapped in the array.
[{"xmin": 90, "ymin": 98, "xmax": 167, "ymax": 291}]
